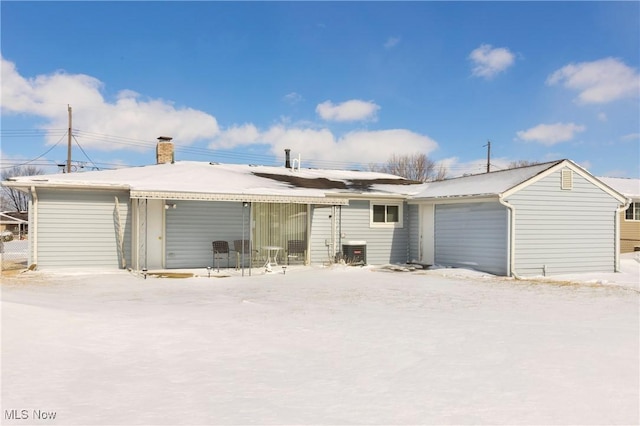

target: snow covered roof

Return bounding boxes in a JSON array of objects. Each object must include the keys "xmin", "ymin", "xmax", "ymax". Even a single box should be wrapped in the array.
[
  {"xmin": 6, "ymin": 159, "xmax": 627, "ymax": 204},
  {"xmin": 597, "ymin": 177, "xmax": 640, "ymax": 199},
  {"xmin": 412, "ymin": 160, "xmax": 564, "ymax": 200},
  {"xmin": 4, "ymin": 161, "xmax": 424, "ymax": 204}
]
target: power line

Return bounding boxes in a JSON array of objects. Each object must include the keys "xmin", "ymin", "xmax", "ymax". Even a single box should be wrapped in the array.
[
  {"xmin": 72, "ymin": 135, "xmax": 100, "ymax": 170},
  {"xmin": 2, "ymin": 127, "xmax": 488, "ymax": 174},
  {"xmin": 0, "ymin": 131, "xmax": 68, "ymax": 170}
]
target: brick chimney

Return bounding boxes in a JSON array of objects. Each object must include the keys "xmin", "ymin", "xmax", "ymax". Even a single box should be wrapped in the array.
[{"xmin": 156, "ymin": 136, "xmax": 174, "ymax": 164}]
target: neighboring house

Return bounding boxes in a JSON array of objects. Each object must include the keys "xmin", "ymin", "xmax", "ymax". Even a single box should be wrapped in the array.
[
  {"xmin": 598, "ymin": 177, "xmax": 640, "ymax": 253},
  {"xmin": 0, "ymin": 212, "xmax": 28, "ymax": 238},
  {"xmin": 410, "ymin": 160, "xmax": 629, "ymax": 277},
  {"xmin": 2, "ymin": 140, "xmax": 424, "ymax": 271}
]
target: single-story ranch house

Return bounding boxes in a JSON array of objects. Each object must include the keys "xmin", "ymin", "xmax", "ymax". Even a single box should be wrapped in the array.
[{"xmin": 2, "ymin": 140, "xmax": 629, "ymax": 277}]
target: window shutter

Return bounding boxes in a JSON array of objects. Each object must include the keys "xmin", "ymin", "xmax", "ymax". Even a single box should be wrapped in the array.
[{"xmin": 561, "ymin": 169, "xmax": 573, "ymax": 190}]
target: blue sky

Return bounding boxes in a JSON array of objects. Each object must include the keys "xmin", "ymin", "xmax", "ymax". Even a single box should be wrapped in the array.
[{"xmin": 1, "ymin": 1, "xmax": 639, "ymax": 177}]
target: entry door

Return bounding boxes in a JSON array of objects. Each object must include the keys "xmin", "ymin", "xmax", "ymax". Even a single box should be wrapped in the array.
[{"xmin": 145, "ymin": 199, "xmax": 164, "ymax": 269}]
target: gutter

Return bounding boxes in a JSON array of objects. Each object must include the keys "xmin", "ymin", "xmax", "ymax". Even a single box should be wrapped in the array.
[
  {"xmin": 408, "ymin": 194, "xmax": 499, "ymax": 205},
  {"xmin": 4, "ymin": 182, "xmax": 130, "ymax": 191},
  {"xmin": 615, "ymin": 198, "xmax": 632, "ymax": 272},
  {"xmin": 326, "ymin": 192, "xmax": 408, "ymax": 201},
  {"xmin": 30, "ymin": 186, "xmax": 38, "ymax": 267},
  {"xmin": 498, "ymin": 196, "xmax": 523, "ymax": 280}
]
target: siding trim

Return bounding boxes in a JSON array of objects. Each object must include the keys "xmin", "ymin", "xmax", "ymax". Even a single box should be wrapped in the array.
[{"xmin": 502, "ymin": 160, "xmax": 627, "ymax": 203}]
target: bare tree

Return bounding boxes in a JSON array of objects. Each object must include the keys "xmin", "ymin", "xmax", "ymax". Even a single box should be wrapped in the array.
[
  {"xmin": 1, "ymin": 166, "xmax": 44, "ymax": 212},
  {"xmin": 433, "ymin": 163, "xmax": 448, "ymax": 181},
  {"xmin": 370, "ymin": 153, "xmax": 447, "ymax": 182},
  {"xmin": 506, "ymin": 160, "xmax": 540, "ymax": 169}
]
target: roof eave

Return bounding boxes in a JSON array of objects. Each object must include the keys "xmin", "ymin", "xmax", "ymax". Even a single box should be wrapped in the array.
[
  {"xmin": 408, "ymin": 194, "xmax": 500, "ymax": 204},
  {"xmin": 130, "ymin": 190, "xmax": 349, "ymax": 205},
  {"xmin": 327, "ymin": 192, "xmax": 410, "ymax": 200},
  {"xmin": 2, "ymin": 181, "xmax": 131, "ymax": 192}
]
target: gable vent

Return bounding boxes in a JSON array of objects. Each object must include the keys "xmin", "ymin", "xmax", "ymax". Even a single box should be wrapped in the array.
[{"xmin": 561, "ymin": 169, "xmax": 573, "ymax": 190}]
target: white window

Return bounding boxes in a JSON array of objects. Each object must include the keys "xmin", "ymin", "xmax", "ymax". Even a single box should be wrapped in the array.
[
  {"xmin": 625, "ymin": 202, "xmax": 640, "ymax": 221},
  {"xmin": 370, "ymin": 202, "xmax": 403, "ymax": 227}
]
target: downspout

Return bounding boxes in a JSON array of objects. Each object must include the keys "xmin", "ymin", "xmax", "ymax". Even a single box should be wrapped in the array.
[
  {"xmin": 30, "ymin": 186, "xmax": 38, "ymax": 267},
  {"xmin": 615, "ymin": 199, "xmax": 631, "ymax": 272},
  {"xmin": 307, "ymin": 203, "xmax": 312, "ymax": 265},
  {"xmin": 248, "ymin": 201, "xmax": 252, "ymax": 276},
  {"xmin": 132, "ymin": 199, "xmax": 138, "ymax": 271},
  {"xmin": 498, "ymin": 197, "xmax": 523, "ymax": 280},
  {"xmin": 330, "ymin": 205, "xmax": 337, "ymax": 262},
  {"xmin": 406, "ymin": 202, "xmax": 410, "ymax": 264},
  {"xmin": 338, "ymin": 205, "xmax": 342, "ymax": 261}
]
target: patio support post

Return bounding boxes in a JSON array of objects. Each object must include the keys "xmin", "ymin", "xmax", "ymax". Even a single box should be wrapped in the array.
[
  {"xmin": 248, "ymin": 202, "xmax": 252, "ymax": 276},
  {"xmin": 242, "ymin": 201, "xmax": 248, "ymax": 276},
  {"xmin": 30, "ymin": 186, "xmax": 38, "ymax": 266}
]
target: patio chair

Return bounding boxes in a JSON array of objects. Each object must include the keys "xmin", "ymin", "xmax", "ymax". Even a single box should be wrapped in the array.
[
  {"xmin": 233, "ymin": 239, "xmax": 258, "ymax": 270},
  {"xmin": 212, "ymin": 240, "xmax": 230, "ymax": 272},
  {"xmin": 287, "ymin": 239, "xmax": 307, "ymax": 265}
]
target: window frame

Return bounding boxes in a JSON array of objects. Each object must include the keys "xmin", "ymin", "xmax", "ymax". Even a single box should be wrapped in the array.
[
  {"xmin": 625, "ymin": 201, "xmax": 640, "ymax": 222},
  {"xmin": 370, "ymin": 201, "xmax": 404, "ymax": 228}
]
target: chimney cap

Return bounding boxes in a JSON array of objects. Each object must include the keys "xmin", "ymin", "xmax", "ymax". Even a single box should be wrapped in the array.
[{"xmin": 157, "ymin": 136, "xmax": 173, "ymax": 142}]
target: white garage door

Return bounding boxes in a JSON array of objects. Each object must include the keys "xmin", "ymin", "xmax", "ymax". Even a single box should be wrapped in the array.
[{"xmin": 434, "ymin": 202, "xmax": 508, "ymax": 276}]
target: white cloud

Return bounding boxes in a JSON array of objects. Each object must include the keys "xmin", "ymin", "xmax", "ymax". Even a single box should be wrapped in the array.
[
  {"xmin": 621, "ymin": 133, "xmax": 640, "ymax": 141},
  {"xmin": 1, "ymin": 55, "xmax": 219, "ymax": 150},
  {"xmin": 209, "ymin": 124, "xmax": 438, "ymax": 166},
  {"xmin": 265, "ymin": 126, "xmax": 438, "ymax": 165},
  {"xmin": 546, "ymin": 57, "xmax": 640, "ymax": 104},
  {"xmin": 601, "ymin": 169, "xmax": 630, "ymax": 178},
  {"xmin": 4, "ymin": 56, "xmax": 440, "ymax": 167},
  {"xmin": 469, "ymin": 44, "xmax": 515, "ymax": 79},
  {"xmin": 316, "ymin": 100, "xmax": 380, "ymax": 122},
  {"xmin": 578, "ymin": 160, "xmax": 592, "ymax": 172},
  {"xmin": 283, "ymin": 92, "xmax": 303, "ymax": 105},
  {"xmin": 384, "ymin": 36, "xmax": 401, "ymax": 49},
  {"xmin": 209, "ymin": 124, "xmax": 260, "ymax": 149},
  {"xmin": 516, "ymin": 122, "xmax": 586, "ymax": 146}
]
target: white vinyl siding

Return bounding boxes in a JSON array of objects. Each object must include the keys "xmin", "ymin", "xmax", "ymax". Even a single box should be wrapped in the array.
[
  {"xmin": 309, "ymin": 205, "xmax": 337, "ymax": 265},
  {"xmin": 35, "ymin": 189, "xmax": 131, "ymax": 269},
  {"xmin": 506, "ymin": 169, "xmax": 619, "ymax": 276},
  {"xmin": 338, "ymin": 200, "xmax": 410, "ymax": 265},
  {"xmin": 165, "ymin": 201, "xmax": 250, "ymax": 268},
  {"xmin": 434, "ymin": 202, "xmax": 508, "ymax": 276}
]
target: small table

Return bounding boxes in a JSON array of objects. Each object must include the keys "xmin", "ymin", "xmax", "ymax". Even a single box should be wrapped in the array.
[{"xmin": 262, "ymin": 246, "xmax": 282, "ymax": 271}]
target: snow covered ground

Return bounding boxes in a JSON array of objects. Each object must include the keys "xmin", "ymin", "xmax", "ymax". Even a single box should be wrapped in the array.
[{"xmin": 1, "ymin": 255, "xmax": 639, "ymax": 425}]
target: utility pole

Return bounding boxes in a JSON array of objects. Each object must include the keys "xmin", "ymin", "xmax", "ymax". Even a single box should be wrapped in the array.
[
  {"xmin": 66, "ymin": 104, "xmax": 73, "ymax": 173},
  {"xmin": 484, "ymin": 140, "xmax": 491, "ymax": 173}
]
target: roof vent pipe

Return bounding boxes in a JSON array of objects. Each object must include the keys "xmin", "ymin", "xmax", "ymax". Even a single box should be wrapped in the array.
[{"xmin": 285, "ymin": 149, "xmax": 291, "ymax": 169}]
